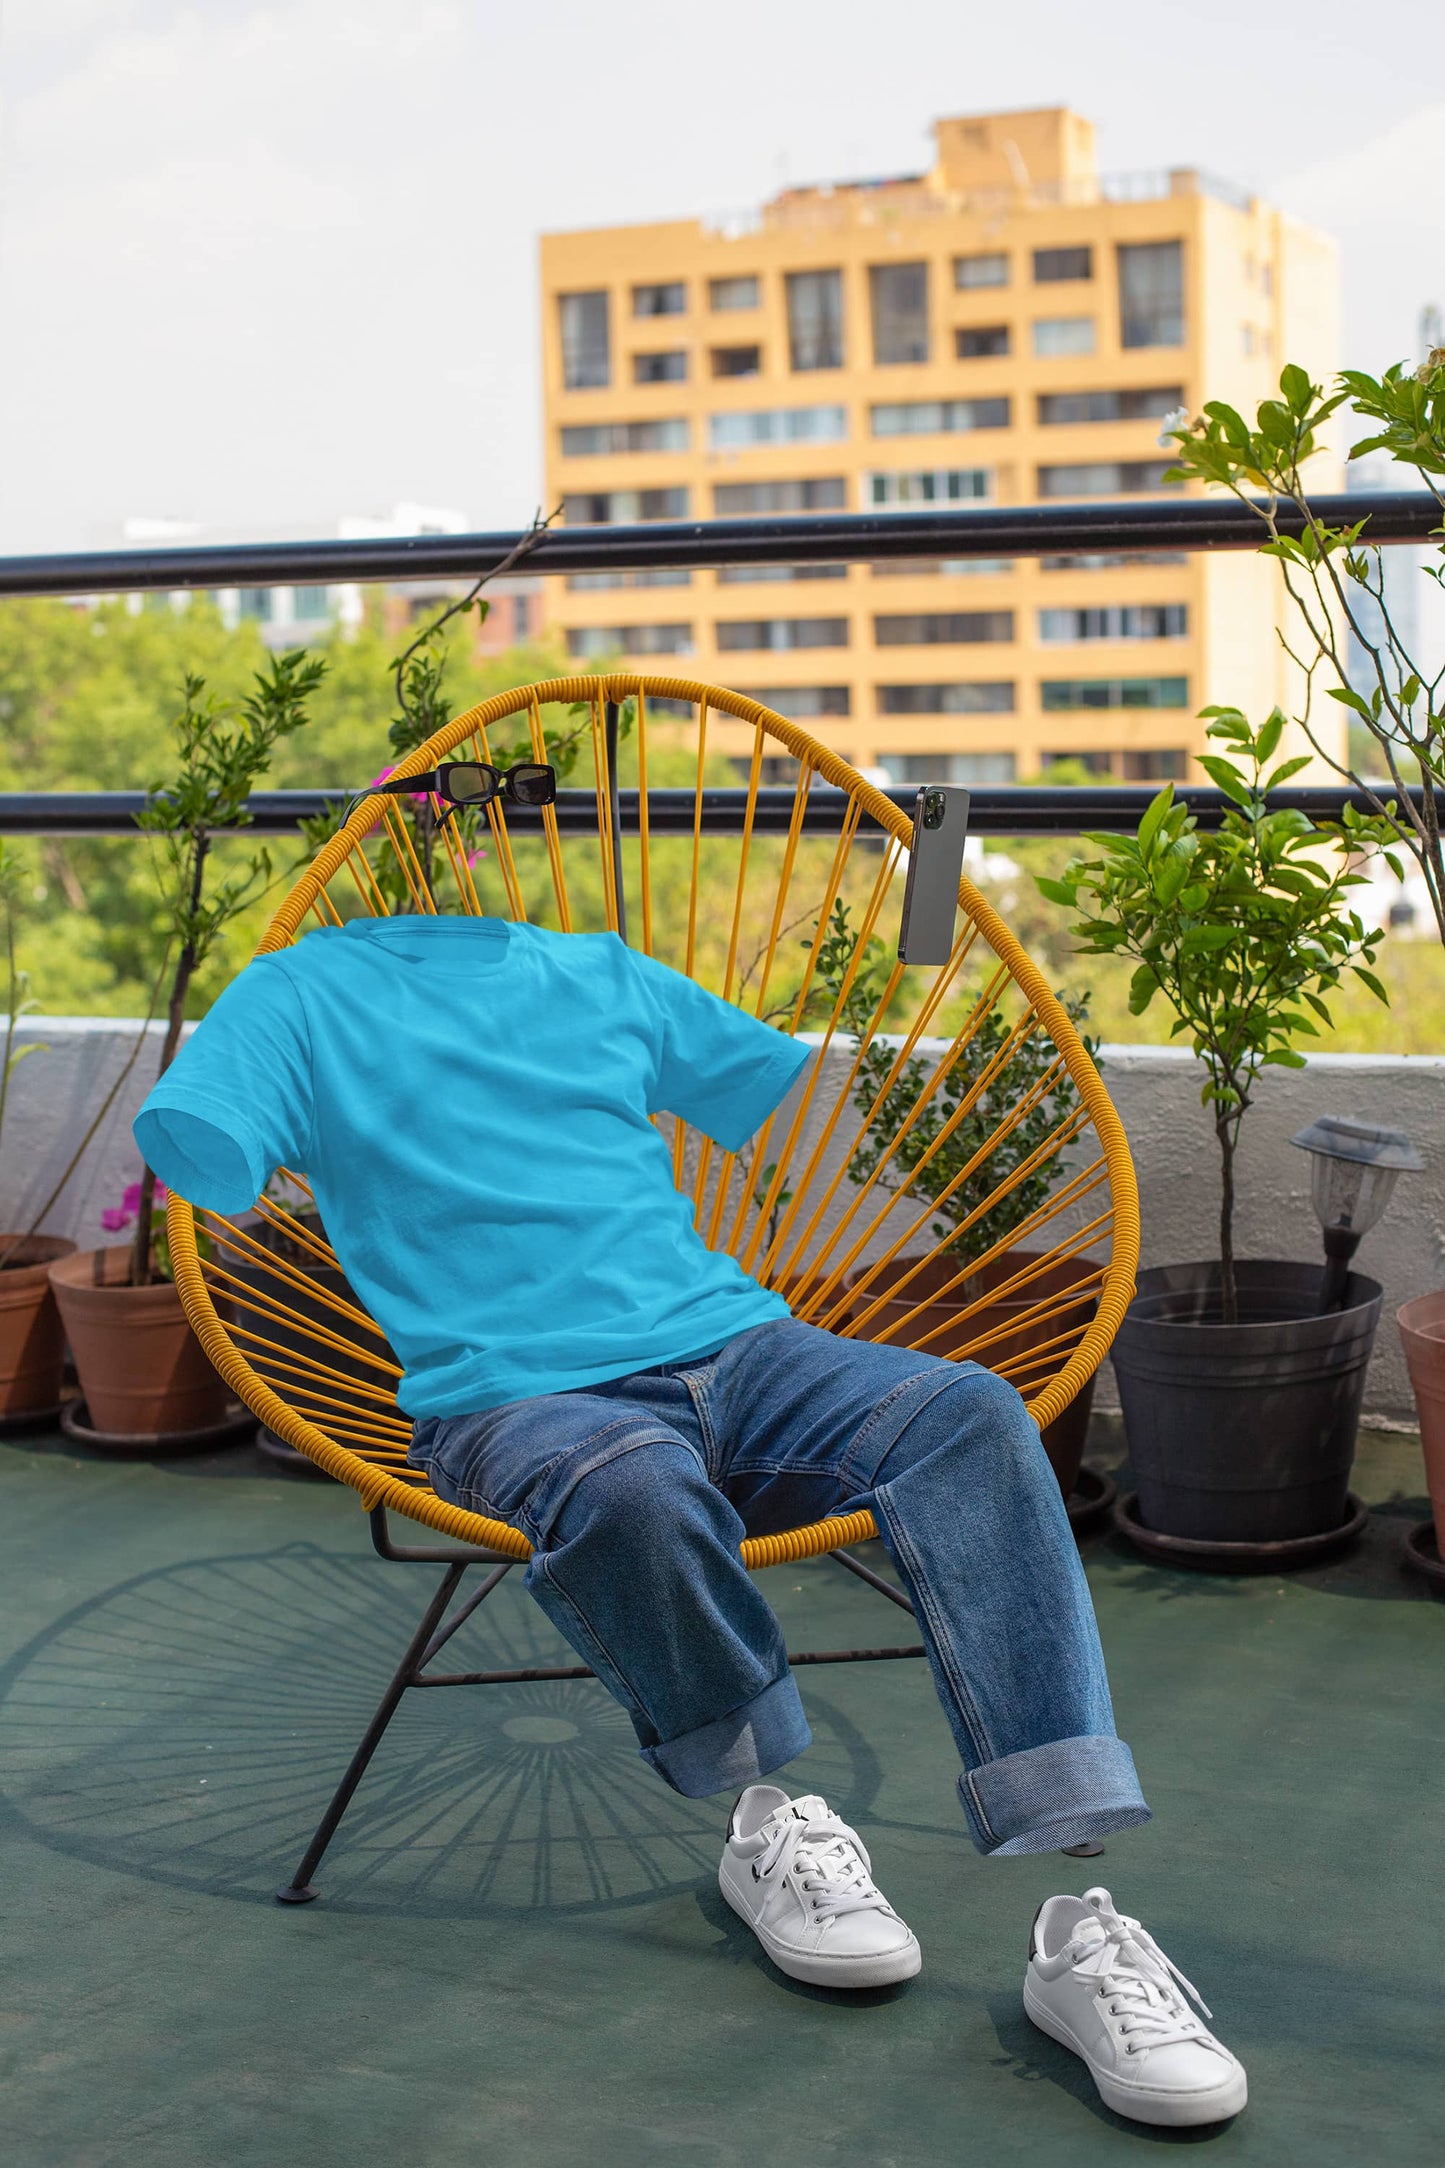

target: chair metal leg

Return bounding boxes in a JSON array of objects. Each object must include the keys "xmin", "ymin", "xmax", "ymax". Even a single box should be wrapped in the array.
[{"xmin": 275, "ymin": 1561, "xmax": 470, "ymax": 1904}]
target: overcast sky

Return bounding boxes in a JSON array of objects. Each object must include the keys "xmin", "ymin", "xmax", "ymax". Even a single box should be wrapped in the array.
[{"xmin": 0, "ymin": 0, "xmax": 1441, "ymax": 553}]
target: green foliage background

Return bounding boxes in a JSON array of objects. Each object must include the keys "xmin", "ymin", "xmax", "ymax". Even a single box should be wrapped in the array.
[
  {"xmin": 0, "ymin": 593, "xmax": 570, "ymax": 1017},
  {"xmin": 0, "ymin": 590, "xmax": 1440, "ymax": 1049}
]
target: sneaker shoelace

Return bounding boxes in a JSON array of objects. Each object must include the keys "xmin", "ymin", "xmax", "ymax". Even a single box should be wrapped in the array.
[
  {"xmin": 1061, "ymin": 1887, "xmax": 1219, "ymax": 2055},
  {"xmin": 752, "ymin": 1800, "xmax": 895, "ymax": 1925}
]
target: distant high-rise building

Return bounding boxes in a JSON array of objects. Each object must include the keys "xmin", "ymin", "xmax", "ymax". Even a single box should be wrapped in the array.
[{"xmin": 540, "ymin": 106, "xmax": 1342, "ymax": 783}]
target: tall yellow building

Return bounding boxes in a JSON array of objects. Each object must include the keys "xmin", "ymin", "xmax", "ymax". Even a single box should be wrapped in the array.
[{"xmin": 540, "ymin": 107, "xmax": 1338, "ymax": 784}]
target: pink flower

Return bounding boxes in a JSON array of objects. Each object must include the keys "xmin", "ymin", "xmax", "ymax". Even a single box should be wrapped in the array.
[{"xmin": 101, "ymin": 1178, "xmax": 167, "ymax": 1232}]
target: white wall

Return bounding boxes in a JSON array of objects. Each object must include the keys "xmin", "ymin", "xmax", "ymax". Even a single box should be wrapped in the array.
[{"xmin": 2, "ymin": 1020, "xmax": 1439, "ymax": 1421}]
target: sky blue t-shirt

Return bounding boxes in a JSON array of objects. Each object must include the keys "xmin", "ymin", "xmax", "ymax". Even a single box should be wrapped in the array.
[{"xmin": 133, "ymin": 918, "xmax": 813, "ymax": 1418}]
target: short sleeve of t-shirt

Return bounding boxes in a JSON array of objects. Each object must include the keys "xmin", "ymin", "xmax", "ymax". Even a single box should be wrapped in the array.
[
  {"xmin": 132, "ymin": 954, "xmax": 314, "ymax": 1214},
  {"xmin": 626, "ymin": 947, "xmax": 812, "ymax": 1153}
]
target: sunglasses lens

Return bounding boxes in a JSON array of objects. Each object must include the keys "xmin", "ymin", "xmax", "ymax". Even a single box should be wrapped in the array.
[
  {"xmin": 509, "ymin": 764, "xmax": 556, "ymax": 805},
  {"xmin": 445, "ymin": 764, "xmax": 495, "ymax": 804}
]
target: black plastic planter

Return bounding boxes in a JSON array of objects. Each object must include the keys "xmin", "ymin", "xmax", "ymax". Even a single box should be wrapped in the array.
[{"xmin": 1110, "ymin": 1261, "xmax": 1383, "ymax": 1544}]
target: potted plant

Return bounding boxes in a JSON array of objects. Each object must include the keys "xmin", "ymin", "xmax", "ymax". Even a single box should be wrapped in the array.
[
  {"xmin": 1164, "ymin": 352, "xmax": 1445, "ymax": 1572},
  {"xmin": 1041, "ymin": 707, "xmax": 1395, "ymax": 1556},
  {"xmin": 781, "ymin": 899, "xmax": 1106, "ymax": 1509},
  {"xmin": 0, "ymin": 842, "xmax": 75, "ymax": 1425},
  {"xmin": 48, "ymin": 650, "xmax": 326, "ymax": 1447}
]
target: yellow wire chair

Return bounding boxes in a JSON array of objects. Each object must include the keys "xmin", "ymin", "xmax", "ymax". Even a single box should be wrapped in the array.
[{"xmin": 166, "ymin": 672, "xmax": 1139, "ymax": 1904}]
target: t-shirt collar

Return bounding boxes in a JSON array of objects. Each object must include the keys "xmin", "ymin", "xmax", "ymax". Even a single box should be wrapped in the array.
[{"xmin": 340, "ymin": 915, "xmax": 514, "ymax": 973}]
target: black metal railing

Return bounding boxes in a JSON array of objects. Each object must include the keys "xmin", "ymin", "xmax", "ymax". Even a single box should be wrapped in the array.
[
  {"xmin": 0, "ymin": 493, "xmax": 1434, "ymax": 595},
  {"xmin": 0, "ymin": 496, "xmax": 1433, "ymax": 834},
  {"xmin": 0, "ymin": 783, "xmax": 1425, "ymax": 839}
]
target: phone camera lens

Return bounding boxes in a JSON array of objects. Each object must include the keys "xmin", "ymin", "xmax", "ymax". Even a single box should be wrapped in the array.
[{"xmin": 923, "ymin": 790, "xmax": 945, "ymax": 831}]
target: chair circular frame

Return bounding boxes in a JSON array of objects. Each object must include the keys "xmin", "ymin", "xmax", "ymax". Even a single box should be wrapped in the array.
[{"xmin": 168, "ymin": 672, "xmax": 1139, "ymax": 1568}]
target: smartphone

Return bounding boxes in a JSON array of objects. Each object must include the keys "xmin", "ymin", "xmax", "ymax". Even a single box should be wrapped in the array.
[{"xmin": 897, "ymin": 785, "xmax": 971, "ymax": 965}]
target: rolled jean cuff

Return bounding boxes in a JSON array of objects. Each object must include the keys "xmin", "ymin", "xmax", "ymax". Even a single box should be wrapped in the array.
[
  {"xmin": 641, "ymin": 1674, "xmax": 812, "ymax": 1798},
  {"xmin": 958, "ymin": 1733, "xmax": 1151, "ymax": 1857}
]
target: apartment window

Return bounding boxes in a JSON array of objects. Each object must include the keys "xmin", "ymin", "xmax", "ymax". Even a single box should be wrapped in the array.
[
  {"xmin": 710, "ymin": 275, "xmax": 760, "ymax": 311},
  {"xmin": 562, "ymin": 487, "xmax": 689, "ymax": 524},
  {"xmin": 877, "ymin": 682, "xmax": 1015, "ymax": 713},
  {"xmin": 716, "ymin": 562, "xmax": 847, "ymax": 583},
  {"xmin": 1033, "ymin": 246, "xmax": 1093, "ymax": 283},
  {"xmin": 633, "ymin": 280, "xmax": 686, "ymax": 318},
  {"xmin": 512, "ymin": 595, "xmax": 532, "ymax": 640},
  {"xmin": 871, "ymin": 398, "xmax": 1010, "ymax": 436},
  {"xmin": 1040, "ymin": 676, "xmax": 1189, "ymax": 709},
  {"xmin": 716, "ymin": 618, "xmax": 850, "ymax": 651},
  {"xmin": 1041, "ymin": 551, "xmax": 1187, "ymax": 570},
  {"xmin": 1038, "ymin": 605, "xmax": 1188, "ymax": 642},
  {"xmin": 1118, "ymin": 240, "xmax": 1184, "ymax": 348},
  {"xmin": 713, "ymin": 477, "xmax": 846, "ymax": 515},
  {"xmin": 559, "ymin": 290, "xmax": 610, "ymax": 390},
  {"xmin": 954, "ymin": 252, "xmax": 1009, "ymax": 290},
  {"xmin": 566, "ymin": 623, "xmax": 694, "ymax": 658},
  {"xmin": 1261, "ymin": 264, "xmax": 1274, "ymax": 299},
  {"xmin": 237, "ymin": 588, "xmax": 273, "ymax": 621},
  {"xmin": 786, "ymin": 269, "xmax": 844, "ymax": 371},
  {"xmin": 875, "ymin": 612, "xmax": 1015, "ymax": 646},
  {"xmin": 708, "ymin": 405, "xmax": 847, "ymax": 449},
  {"xmin": 1043, "ymin": 750, "xmax": 1115, "ymax": 775},
  {"xmin": 868, "ymin": 468, "xmax": 991, "ymax": 508},
  {"xmin": 1037, "ymin": 386, "xmax": 1184, "ymax": 425},
  {"xmin": 567, "ymin": 569, "xmax": 692, "ymax": 590},
  {"xmin": 290, "ymin": 585, "xmax": 331, "ymax": 621},
  {"xmin": 633, "ymin": 350, "xmax": 688, "ymax": 384},
  {"xmin": 711, "ymin": 345, "xmax": 762, "ymax": 378},
  {"xmin": 956, "ymin": 326, "xmax": 1010, "ymax": 358},
  {"xmin": 1037, "ymin": 461, "xmax": 1176, "ymax": 497},
  {"xmin": 738, "ymin": 685, "xmax": 851, "ymax": 716},
  {"xmin": 1033, "ymin": 317, "xmax": 1096, "ymax": 358},
  {"xmin": 882, "ymin": 752, "xmax": 1018, "ymax": 785},
  {"xmin": 870, "ymin": 557, "xmax": 1014, "ymax": 577},
  {"xmin": 560, "ymin": 418, "xmax": 690, "ymax": 456},
  {"xmin": 870, "ymin": 261, "xmax": 930, "ymax": 365},
  {"xmin": 1123, "ymin": 749, "xmax": 1188, "ymax": 780}
]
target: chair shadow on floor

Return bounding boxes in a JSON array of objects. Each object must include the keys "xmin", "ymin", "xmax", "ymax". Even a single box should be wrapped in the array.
[{"xmin": 0, "ymin": 1539, "xmax": 884, "ymax": 1919}]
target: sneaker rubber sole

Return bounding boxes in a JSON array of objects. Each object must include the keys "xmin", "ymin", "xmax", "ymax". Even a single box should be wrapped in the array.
[
  {"xmin": 1023, "ymin": 1978, "xmax": 1247, "ymax": 2127},
  {"xmin": 719, "ymin": 1865, "xmax": 922, "ymax": 1989}
]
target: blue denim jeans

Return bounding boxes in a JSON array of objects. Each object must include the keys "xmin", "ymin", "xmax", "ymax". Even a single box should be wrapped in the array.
[{"xmin": 408, "ymin": 1317, "xmax": 1149, "ymax": 1856}]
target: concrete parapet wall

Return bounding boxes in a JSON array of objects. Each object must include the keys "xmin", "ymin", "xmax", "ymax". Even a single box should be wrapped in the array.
[{"xmin": 2, "ymin": 1019, "xmax": 1439, "ymax": 1420}]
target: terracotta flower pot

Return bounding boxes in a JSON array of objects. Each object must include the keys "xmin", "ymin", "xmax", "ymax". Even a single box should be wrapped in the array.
[
  {"xmin": 844, "ymin": 1248, "xmax": 1101, "ymax": 1501},
  {"xmin": 48, "ymin": 1245, "xmax": 231, "ymax": 1439},
  {"xmin": 0, "ymin": 1234, "xmax": 76, "ymax": 1419},
  {"xmin": 1397, "ymin": 1290, "xmax": 1445, "ymax": 1557}
]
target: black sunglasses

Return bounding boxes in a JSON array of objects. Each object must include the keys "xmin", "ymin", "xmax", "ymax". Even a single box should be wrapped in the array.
[{"xmin": 372, "ymin": 760, "xmax": 557, "ymax": 811}]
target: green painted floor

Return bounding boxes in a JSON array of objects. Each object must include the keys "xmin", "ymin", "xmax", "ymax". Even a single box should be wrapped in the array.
[{"xmin": 1, "ymin": 1415, "xmax": 1441, "ymax": 2168}]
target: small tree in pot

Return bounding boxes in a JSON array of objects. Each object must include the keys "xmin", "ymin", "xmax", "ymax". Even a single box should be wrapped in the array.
[
  {"xmin": 48, "ymin": 650, "xmax": 326, "ymax": 1445},
  {"xmin": 1042, "ymin": 708, "xmax": 1395, "ymax": 1547},
  {"xmin": 1163, "ymin": 353, "xmax": 1445, "ymax": 1571},
  {"xmin": 775, "ymin": 898, "xmax": 1104, "ymax": 1501}
]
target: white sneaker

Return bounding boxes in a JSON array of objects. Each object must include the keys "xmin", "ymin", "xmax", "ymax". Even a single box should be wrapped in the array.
[
  {"xmin": 1024, "ymin": 1886, "xmax": 1247, "ymax": 2127},
  {"xmin": 718, "ymin": 1785, "xmax": 922, "ymax": 1988}
]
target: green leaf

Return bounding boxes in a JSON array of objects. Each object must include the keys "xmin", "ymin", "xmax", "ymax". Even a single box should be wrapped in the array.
[
  {"xmin": 1035, "ymin": 876, "xmax": 1077, "ymax": 907},
  {"xmin": 1136, "ymin": 784, "xmax": 1174, "ymax": 861},
  {"xmin": 1196, "ymin": 755, "xmax": 1253, "ymax": 806},
  {"xmin": 1255, "ymin": 711, "xmax": 1285, "ymax": 764},
  {"xmin": 1326, "ymin": 685, "xmax": 1374, "ymax": 719},
  {"xmin": 1128, "ymin": 964, "xmax": 1160, "ymax": 1014},
  {"xmin": 1353, "ymin": 967, "xmax": 1389, "ymax": 1004},
  {"xmin": 1279, "ymin": 362, "xmax": 1316, "ymax": 415},
  {"xmin": 1264, "ymin": 755, "xmax": 1312, "ymax": 789},
  {"xmin": 1263, "ymin": 1048, "xmax": 1308, "ymax": 1068}
]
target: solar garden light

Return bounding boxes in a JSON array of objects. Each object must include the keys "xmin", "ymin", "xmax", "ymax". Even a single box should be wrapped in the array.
[{"xmin": 1289, "ymin": 1116, "xmax": 1422, "ymax": 1312}]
